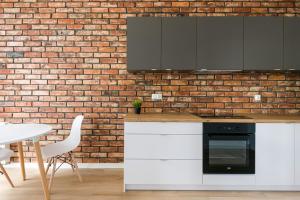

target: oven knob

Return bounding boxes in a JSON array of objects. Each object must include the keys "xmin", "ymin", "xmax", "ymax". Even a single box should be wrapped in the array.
[{"xmin": 227, "ymin": 166, "xmax": 232, "ymax": 170}]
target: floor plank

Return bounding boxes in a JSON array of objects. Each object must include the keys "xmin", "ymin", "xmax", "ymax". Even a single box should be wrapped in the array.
[{"xmin": 0, "ymin": 168, "xmax": 299, "ymax": 200}]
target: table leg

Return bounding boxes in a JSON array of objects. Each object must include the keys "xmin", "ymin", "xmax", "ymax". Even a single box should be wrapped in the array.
[
  {"xmin": 33, "ymin": 141, "xmax": 50, "ymax": 200},
  {"xmin": 17, "ymin": 142, "xmax": 26, "ymax": 180}
]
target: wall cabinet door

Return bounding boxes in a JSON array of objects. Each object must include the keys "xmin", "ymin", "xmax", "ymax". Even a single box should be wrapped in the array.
[
  {"xmin": 295, "ymin": 124, "xmax": 300, "ymax": 185},
  {"xmin": 284, "ymin": 17, "xmax": 300, "ymax": 70},
  {"xmin": 197, "ymin": 17, "xmax": 243, "ymax": 71},
  {"xmin": 162, "ymin": 17, "xmax": 197, "ymax": 70},
  {"xmin": 256, "ymin": 123, "xmax": 294, "ymax": 185},
  {"xmin": 127, "ymin": 17, "xmax": 161, "ymax": 71},
  {"xmin": 244, "ymin": 17, "xmax": 283, "ymax": 70}
]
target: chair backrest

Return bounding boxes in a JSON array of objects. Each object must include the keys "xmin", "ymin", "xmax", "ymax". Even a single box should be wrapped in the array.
[
  {"xmin": 64, "ymin": 115, "xmax": 84, "ymax": 151},
  {"xmin": 0, "ymin": 122, "xmax": 8, "ymax": 149}
]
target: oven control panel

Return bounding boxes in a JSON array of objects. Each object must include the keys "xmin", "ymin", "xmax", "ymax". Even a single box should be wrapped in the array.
[{"xmin": 203, "ymin": 123, "xmax": 255, "ymax": 134}]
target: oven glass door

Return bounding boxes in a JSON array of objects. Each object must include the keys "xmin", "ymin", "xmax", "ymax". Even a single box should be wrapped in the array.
[{"xmin": 203, "ymin": 134, "xmax": 255, "ymax": 174}]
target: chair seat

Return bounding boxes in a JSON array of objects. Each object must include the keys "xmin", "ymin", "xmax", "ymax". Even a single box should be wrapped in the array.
[
  {"xmin": 41, "ymin": 140, "xmax": 74, "ymax": 159},
  {"xmin": 0, "ymin": 148, "xmax": 13, "ymax": 161}
]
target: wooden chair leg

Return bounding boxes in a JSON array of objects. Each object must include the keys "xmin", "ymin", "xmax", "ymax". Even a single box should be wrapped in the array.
[
  {"xmin": 69, "ymin": 154, "xmax": 75, "ymax": 173},
  {"xmin": 45, "ymin": 158, "xmax": 53, "ymax": 175},
  {"xmin": 71, "ymin": 153, "xmax": 82, "ymax": 182},
  {"xmin": 48, "ymin": 158, "xmax": 57, "ymax": 192},
  {"xmin": 0, "ymin": 163, "xmax": 14, "ymax": 188}
]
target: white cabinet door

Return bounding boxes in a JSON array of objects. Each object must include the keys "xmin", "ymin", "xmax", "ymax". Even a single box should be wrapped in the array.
[
  {"xmin": 295, "ymin": 124, "xmax": 300, "ymax": 185},
  {"xmin": 256, "ymin": 123, "xmax": 295, "ymax": 185}
]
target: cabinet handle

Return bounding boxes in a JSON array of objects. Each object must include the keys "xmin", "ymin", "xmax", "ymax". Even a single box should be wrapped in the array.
[{"xmin": 160, "ymin": 159, "xmax": 168, "ymax": 161}]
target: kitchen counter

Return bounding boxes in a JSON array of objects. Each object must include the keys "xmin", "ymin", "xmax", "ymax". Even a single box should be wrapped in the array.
[
  {"xmin": 125, "ymin": 112, "xmax": 300, "ymax": 191},
  {"xmin": 125, "ymin": 113, "xmax": 300, "ymax": 123}
]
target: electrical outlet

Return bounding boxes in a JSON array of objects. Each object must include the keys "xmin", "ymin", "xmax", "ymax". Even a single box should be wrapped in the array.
[
  {"xmin": 254, "ymin": 94, "xmax": 261, "ymax": 102},
  {"xmin": 152, "ymin": 93, "xmax": 162, "ymax": 101}
]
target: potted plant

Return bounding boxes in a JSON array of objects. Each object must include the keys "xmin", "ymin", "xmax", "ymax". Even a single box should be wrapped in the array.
[{"xmin": 132, "ymin": 99, "xmax": 142, "ymax": 114}]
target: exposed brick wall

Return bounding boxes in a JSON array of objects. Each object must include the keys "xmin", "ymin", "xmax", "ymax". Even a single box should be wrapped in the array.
[{"xmin": 0, "ymin": 0, "xmax": 300, "ymax": 163}]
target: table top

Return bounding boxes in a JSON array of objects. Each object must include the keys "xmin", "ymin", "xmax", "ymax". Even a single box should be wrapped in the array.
[{"xmin": 0, "ymin": 123, "xmax": 52, "ymax": 145}]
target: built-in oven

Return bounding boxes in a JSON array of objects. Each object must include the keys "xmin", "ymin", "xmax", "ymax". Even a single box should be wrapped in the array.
[{"xmin": 203, "ymin": 123, "xmax": 255, "ymax": 174}]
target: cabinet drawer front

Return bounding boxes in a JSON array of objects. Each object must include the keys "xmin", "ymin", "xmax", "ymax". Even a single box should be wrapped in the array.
[
  {"xmin": 125, "ymin": 160, "xmax": 202, "ymax": 185},
  {"xmin": 125, "ymin": 135, "xmax": 202, "ymax": 159},
  {"xmin": 125, "ymin": 122, "xmax": 202, "ymax": 135}
]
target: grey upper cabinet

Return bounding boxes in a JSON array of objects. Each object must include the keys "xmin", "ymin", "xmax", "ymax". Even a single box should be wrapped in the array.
[
  {"xmin": 197, "ymin": 17, "xmax": 243, "ymax": 71},
  {"xmin": 162, "ymin": 17, "xmax": 197, "ymax": 70},
  {"xmin": 127, "ymin": 17, "xmax": 161, "ymax": 71},
  {"xmin": 244, "ymin": 17, "xmax": 284, "ymax": 70},
  {"xmin": 284, "ymin": 17, "xmax": 300, "ymax": 70}
]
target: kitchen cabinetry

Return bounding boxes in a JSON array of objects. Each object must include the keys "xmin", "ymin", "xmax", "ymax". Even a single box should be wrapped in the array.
[
  {"xmin": 127, "ymin": 17, "xmax": 161, "ymax": 71},
  {"xmin": 256, "ymin": 123, "xmax": 295, "ymax": 185},
  {"xmin": 161, "ymin": 17, "xmax": 197, "ymax": 70},
  {"xmin": 127, "ymin": 16, "xmax": 300, "ymax": 72},
  {"xmin": 124, "ymin": 122, "xmax": 203, "ymax": 190},
  {"xmin": 244, "ymin": 17, "xmax": 283, "ymax": 70},
  {"xmin": 197, "ymin": 17, "xmax": 243, "ymax": 70},
  {"xmin": 295, "ymin": 124, "xmax": 300, "ymax": 185},
  {"xmin": 284, "ymin": 17, "xmax": 300, "ymax": 70},
  {"xmin": 125, "ymin": 112, "xmax": 300, "ymax": 191}
]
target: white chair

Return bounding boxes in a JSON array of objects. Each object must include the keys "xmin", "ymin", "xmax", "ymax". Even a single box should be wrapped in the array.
[
  {"xmin": 41, "ymin": 115, "xmax": 84, "ymax": 191},
  {"xmin": 0, "ymin": 148, "xmax": 14, "ymax": 187},
  {"xmin": 0, "ymin": 122, "xmax": 14, "ymax": 187}
]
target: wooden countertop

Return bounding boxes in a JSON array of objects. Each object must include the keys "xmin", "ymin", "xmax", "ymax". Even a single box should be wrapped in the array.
[
  {"xmin": 125, "ymin": 113, "xmax": 300, "ymax": 123},
  {"xmin": 125, "ymin": 113, "xmax": 202, "ymax": 122}
]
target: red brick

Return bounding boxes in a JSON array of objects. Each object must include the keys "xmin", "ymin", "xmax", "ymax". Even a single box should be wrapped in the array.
[
  {"xmin": 4, "ymin": 8, "xmax": 20, "ymax": 13},
  {"xmin": 233, "ymin": 8, "xmax": 251, "ymax": 13},
  {"xmin": 243, "ymin": 2, "xmax": 261, "ymax": 7},
  {"xmin": 172, "ymin": 2, "xmax": 189, "ymax": 7},
  {"xmin": 215, "ymin": 8, "xmax": 233, "ymax": 13},
  {"xmin": 63, "ymin": 47, "xmax": 80, "ymax": 53},
  {"xmin": 48, "ymin": 2, "xmax": 65, "ymax": 8},
  {"xmin": 52, "ymin": 13, "xmax": 67, "ymax": 18},
  {"xmin": 251, "ymin": 8, "xmax": 268, "ymax": 13}
]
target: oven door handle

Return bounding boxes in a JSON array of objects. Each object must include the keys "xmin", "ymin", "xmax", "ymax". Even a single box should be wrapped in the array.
[{"xmin": 206, "ymin": 133, "xmax": 253, "ymax": 136}]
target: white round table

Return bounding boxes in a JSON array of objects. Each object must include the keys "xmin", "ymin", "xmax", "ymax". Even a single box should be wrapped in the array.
[
  {"xmin": 0, "ymin": 123, "xmax": 52, "ymax": 145},
  {"xmin": 0, "ymin": 123, "xmax": 52, "ymax": 200}
]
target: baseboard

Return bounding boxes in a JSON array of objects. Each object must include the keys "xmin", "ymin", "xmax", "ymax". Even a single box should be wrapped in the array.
[
  {"xmin": 125, "ymin": 184, "xmax": 300, "ymax": 191},
  {"xmin": 5, "ymin": 162, "xmax": 124, "ymax": 169}
]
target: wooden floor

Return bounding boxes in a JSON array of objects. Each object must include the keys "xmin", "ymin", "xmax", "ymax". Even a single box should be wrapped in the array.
[{"xmin": 1, "ymin": 168, "xmax": 300, "ymax": 200}]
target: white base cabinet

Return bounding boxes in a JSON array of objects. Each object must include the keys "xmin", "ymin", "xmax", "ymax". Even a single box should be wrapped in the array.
[
  {"xmin": 125, "ymin": 122, "xmax": 300, "ymax": 191},
  {"xmin": 295, "ymin": 124, "xmax": 300, "ymax": 185},
  {"xmin": 256, "ymin": 123, "xmax": 295, "ymax": 185},
  {"xmin": 124, "ymin": 122, "xmax": 203, "ymax": 190}
]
